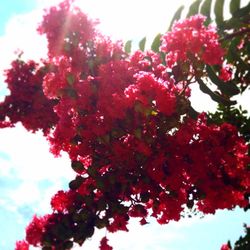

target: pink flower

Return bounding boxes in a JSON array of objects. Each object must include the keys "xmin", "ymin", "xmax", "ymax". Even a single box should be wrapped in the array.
[
  {"xmin": 161, "ymin": 15, "xmax": 225, "ymax": 67},
  {"xmin": 15, "ymin": 240, "xmax": 29, "ymax": 250},
  {"xmin": 99, "ymin": 237, "xmax": 113, "ymax": 250},
  {"xmin": 25, "ymin": 215, "xmax": 49, "ymax": 246},
  {"xmin": 220, "ymin": 243, "xmax": 231, "ymax": 250},
  {"xmin": 219, "ymin": 65, "xmax": 233, "ymax": 82},
  {"xmin": 50, "ymin": 190, "xmax": 75, "ymax": 212}
]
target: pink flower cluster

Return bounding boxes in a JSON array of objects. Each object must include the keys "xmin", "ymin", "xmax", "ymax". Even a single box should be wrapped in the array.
[{"xmin": 161, "ymin": 15, "xmax": 225, "ymax": 67}]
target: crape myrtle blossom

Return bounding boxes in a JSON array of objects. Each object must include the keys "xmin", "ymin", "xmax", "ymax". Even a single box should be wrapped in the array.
[
  {"xmin": 160, "ymin": 14, "xmax": 225, "ymax": 66},
  {"xmin": 220, "ymin": 244, "xmax": 231, "ymax": 250},
  {"xmin": 15, "ymin": 241, "xmax": 29, "ymax": 250},
  {"xmin": 0, "ymin": 1, "xmax": 248, "ymax": 249}
]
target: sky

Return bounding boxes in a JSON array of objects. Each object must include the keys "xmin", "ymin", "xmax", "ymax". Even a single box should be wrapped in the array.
[{"xmin": 0, "ymin": 0, "xmax": 249, "ymax": 250}]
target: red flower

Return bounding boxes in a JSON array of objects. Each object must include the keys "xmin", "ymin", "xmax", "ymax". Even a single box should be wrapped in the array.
[
  {"xmin": 15, "ymin": 240, "xmax": 29, "ymax": 250},
  {"xmin": 0, "ymin": 60, "xmax": 58, "ymax": 134},
  {"xmin": 50, "ymin": 190, "xmax": 75, "ymax": 212},
  {"xmin": 25, "ymin": 215, "xmax": 49, "ymax": 246},
  {"xmin": 219, "ymin": 64, "xmax": 233, "ymax": 82},
  {"xmin": 220, "ymin": 243, "xmax": 231, "ymax": 250},
  {"xmin": 38, "ymin": 0, "xmax": 96, "ymax": 58},
  {"xmin": 161, "ymin": 15, "xmax": 224, "ymax": 68},
  {"xmin": 99, "ymin": 237, "xmax": 113, "ymax": 250},
  {"xmin": 139, "ymin": 218, "xmax": 148, "ymax": 225},
  {"xmin": 107, "ymin": 215, "xmax": 129, "ymax": 233}
]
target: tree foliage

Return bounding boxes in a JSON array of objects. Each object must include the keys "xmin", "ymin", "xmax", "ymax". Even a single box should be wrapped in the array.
[{"xmin": 0, "ymin": 0, "xmax": 249, "ymax": 249}]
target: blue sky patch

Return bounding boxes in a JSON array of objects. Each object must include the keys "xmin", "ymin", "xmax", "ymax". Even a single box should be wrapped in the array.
[
  {"xmin": 0, "ymin": 151, "xmax": 10, "ymax": 160},
  {"xmin": 0, "ymin": 0, "xmax": 36, "ymax": 35}
]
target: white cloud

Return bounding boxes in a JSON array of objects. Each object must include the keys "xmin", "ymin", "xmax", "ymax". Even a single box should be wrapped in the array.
[
  {"xmin": 0, "ymin": 124, "xmax": 75, "ymax": 216},
  {"xmin": 74, "ymin": 0, "xmax": 193, "ymax": 42},
  {"xmin": 0, "ymin": 8, "xmax": 47, "ymax": 103},
  {"xmin": 0, "ymin": 125, "xmax": 73, "ymax": 181},
  {"xmin": 71, "ymin": 218, "xmax": 183, "ymax": 250},
  {"xmin": 0, "ymin": 10, "xmax": 47, "ymax": 71}
]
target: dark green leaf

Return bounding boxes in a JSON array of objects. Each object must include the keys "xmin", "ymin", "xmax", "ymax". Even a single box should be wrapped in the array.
[
  {"xmin": 187, "ymin": 199, "xmax": 194, "ymax": 209},
  {"xmin": 96, "ymin": 178, "xmax": 105, "ymax": 190},
  {"xmin": 206, "ymin": 65, "xmax": 240, "ymax": 96},
  {"xmin": 85, "ymin": 226, "xmax": 95, "ymax": 239},
  {"xmin": 233, "ymin": 2, "xmax": 250, "ymax": 17},
  {"xmin": 228, "ymin": 44, "xmax": 250, "ymax": 71},
  {"xmin": 206, "ymin": 65, "xmax": 224, "ymax": 86},
  {"xmin": 226, "ymin": 37, "xmax": 242, "ymax": 63},
  {"xmin": 63, "ymin": 241, "xmax": 73, "ymax": 249},
  {"xmin": 220, "ymin": 17, "xmax": 244, "ymax": 30},
  {"xmin": 188, "ymin": 106, "xmax": 199, "ymax": 119},
  {"xmin": 134, "ymin": 128, "xmax": 142, "ymax": 139},
  {"xmin": 246, "ymin": 42, "xmax": 250, "ymax": 55},
  {"xmin": 66, "ymin": 88, "xmax": 77, "ymax": 99},
  {"xmin": 214, "ymin": 0, "xmax": 225, "ymax": 25},
  {"xmin": 151, "ymin": 33, "xmax": 162, "ymax": 52},
  {"xmin": 71, "ymin": 160, "xmax": 84, "ymax": 173},
  {"xmin": 124, "ymin": 40, "xmax": 132, "ymax": 53},
  {"xmin": 230, "ymin": 0, "xmax": 241, "ymax": 15},
  {"xmin": 69, "ymin": 176, "xmax": 84, "ymax": 190},
  {"xmin": 200, "ymin": 0, "xmax": 212, "ymax": 20},
  {"xmin": 235, "ymin": 56, "xmax": 249, "ymax": 71},
  {"xmin": 197, "ymin": 78, "xmax": 236, "ymax": 105},
  {"xmin": 66, "ymin": 73, "xmax": 75, "ymax": 86},
  {"xmin": 141, "ymin": 192, "xmax": 150, "ymax": 202},
  {"xmin": 87, "ymin": 166, "xmax": 98, "ymax": 177},
  {"xmin": 139, "ymin": 37, "xmax": 146, "ymax": 51},
  {"xmin": 187, "ymin": 0, "xmax": 202, "ymax": 17},
  {"xmin": 42, "ymin": 247, "xmax": 52, "ymax": 250},
  {"xmin": 220, "ymin": 81, "xmax": 240, "ymax": 96},
  {"xmin": 168, "ymin": 5, "xmax": 184, "ymax": 31}
]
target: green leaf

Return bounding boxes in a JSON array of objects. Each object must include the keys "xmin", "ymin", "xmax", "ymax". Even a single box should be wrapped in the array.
[
  {"xmin": 69, "ymin": 176, "xmax": 84, "ymax": 190},
  {"xmin": 214, "ymin": 0, "xmax": 225, "ymax": 25},
  {"xmin": 139, "ymin": 37, "xmax": 146, "ymax": 51},
  {"xmin": 233, "ymin": 2, "xmax": 250, "ymax": 17},
  {"xmin": 197, "ymin": 78, "xmax": 236, "ymax": 105},
  {"xmin": 96, "ymin": 178, "xmax": 105, "ymax": 190},
  {"xmin": 246, "ymin": 42, "xmax": 250, "ymax": 55},
  {"xmin": 141, "ymin": 192, "xmax": 150, "ymax": 202},
  {"xmin": 226, "ymin": 37, "xmax": 240, "ymax": 63},
  {"xmin": 96, "ymin": 218, "xmax": 107, "ymax": 229},
  {"xmin": 187, "ymin": 0, "xmax": 202, "ymax": 17},
  {"xmin": 200, "ymin": 0, "xmax": 212, "ymax": 21},
  {"xmin": 151, "ymin": 33, "xmax": 162, "ymax": 52},
  {"xmin": 63, "ymin": 241, "xmax": 74, "ymax": 249},
  {"xmin": 87, "ymin": 166, "xmax": 97, "ymax": 177},
  {"xmin": 188, "ymin": 106, "xmax": 199, "ymax": 119},
  {"xmin": 222, "ymin": 81, "xmax": 240, "ymax": 96},
  {"xmin": 227, "ymin": 39, "xmax": 250, "ymax": 71},
  {"xmin": 234, "ymin": 54, "xmax": 249, "ymax": 71},
  {"xmin": 66, "ymin": 73, "xmax": 75, "ymax": 86},
  {"xmin": 230, "ymin": 0, "xmax": 241, "ymax": 15},
  {"xmin": 168, "ymin": 5, "xmax": 184, "ymax": 31},
  {"xmin": 206, "ymin": 65, "xmax": 240, "ymax": 96},
  {"xmin": 124, "ymin": 40, "xmax": 132, "ymax": 53},
  {"xmin": 220, "ymin": 17, "xmax": 244, "ymax": 30},
  {"xmin": 42, "ymin": 247, "xmax": 52, "ymax": 250},
  {"xmin": 71, "ymin": 160, "xmax": 84, "ymax": 173},
  {"xmin": 134, "ymin": 128, "xmax": 142, "ymax": 139}
]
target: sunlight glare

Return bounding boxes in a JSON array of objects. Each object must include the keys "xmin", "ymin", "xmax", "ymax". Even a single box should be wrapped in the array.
[{"xmin": 74, "ymin": 0, "xmax": 193, "ymax": 42}]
